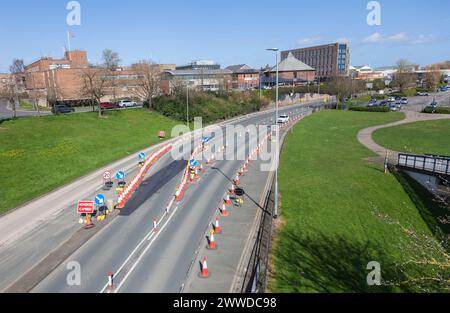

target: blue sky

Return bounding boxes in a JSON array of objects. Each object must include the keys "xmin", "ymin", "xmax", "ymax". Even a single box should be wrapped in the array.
[{"xmin": 0, "ymin": 0, "xmax": 449, "ymax": 72}]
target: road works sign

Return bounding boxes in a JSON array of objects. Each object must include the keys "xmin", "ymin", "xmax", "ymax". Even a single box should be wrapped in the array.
[
  {"xmin": 77, "ymin": 201, "xmax": 95, "ymax": 214},
  {"xmin": 94, "ymin": 194, "xmax": 105, "ymax": 206},
  {"xmin": 138, "ymin": 152, "xmax": 146, "ymax": 160},
  {"xmin": 116, "ymin": 171, "xmax": 125, "ymax": 180}
]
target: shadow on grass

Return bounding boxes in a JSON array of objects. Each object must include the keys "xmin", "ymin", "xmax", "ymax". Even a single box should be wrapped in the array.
[
  {"xmin": 272, "ymin": 230, "xmax": 415, "ymax": 293},
  {"xmin": 392, "ymin": 167, "xmax": 450, "ymax": 240}
]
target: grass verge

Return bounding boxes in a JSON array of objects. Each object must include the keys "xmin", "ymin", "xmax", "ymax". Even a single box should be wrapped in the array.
[
  {"xmin": 270, "ymin": 110, "xmax": 447, "ymax": 292},
  {"xmin": 373, "ymin": 119, "xmax": 450, "ymax": 156},
  {"xmin": 0, "ymin": 109, "xmax": 180, "ymax": 214}
]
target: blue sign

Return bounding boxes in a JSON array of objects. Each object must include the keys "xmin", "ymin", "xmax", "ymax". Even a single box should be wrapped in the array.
[
  {"xmin": 202, "ymin": 137, "xmax": 210, "ymax": 143},
  {"xmin": 116, "ymin": 171, "xmax": 125, "ymax": 180},
  {"xmin": 95, "ymin": 194, "xmax": 105, "ymax": 206},
  {"xmin": 138, "ymin": 152, "xmax": 146, "ymax": 160},
  {"xmin": 190, "ymin": 159, "xmax": 198, "ymax": 167}
]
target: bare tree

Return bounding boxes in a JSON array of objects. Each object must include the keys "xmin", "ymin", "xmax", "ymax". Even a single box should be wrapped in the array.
[
  {"xmin": 101, "ymin": 49, "xmax": 121, "ymax": 71},
  {"xmin": 328, "ymin": 76, "xmax": 353, "ymax": 108},
  {"xmin": 393, "ymin": 59, "xmax": 416, "ymax": 92},
  {"xmin": 79, "ymin": 69, "xmax": 108, "ymax": 117},
  {"xmin": 0, "ymin": 59, "xmax": 25, "ymax": 119},
  {"xmin": 131, "ymin": 60, "xmax": 162, "ymax": 110},
  {"xmin": 424, "ymin": 64, "xmax": 442, "ymax": 90}
]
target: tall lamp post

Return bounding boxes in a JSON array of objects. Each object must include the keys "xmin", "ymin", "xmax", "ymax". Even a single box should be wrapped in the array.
[{"xmin": 267, "ymin": 48, "xmax": 279, "ymax": 219}]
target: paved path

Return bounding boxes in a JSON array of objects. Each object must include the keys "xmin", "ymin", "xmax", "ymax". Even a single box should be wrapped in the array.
[{"xmin": 357, "ymin": 110, "xmax": 450, "ymax": 162}]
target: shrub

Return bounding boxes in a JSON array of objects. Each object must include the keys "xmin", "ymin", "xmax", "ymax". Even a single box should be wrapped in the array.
[
  {"xmin": 422, "ymin": 106, "xmax": 450, "ymax": 114},
  {"xmin": 349, "ymin": 106, "xmax": 390, "ymax": 112}
]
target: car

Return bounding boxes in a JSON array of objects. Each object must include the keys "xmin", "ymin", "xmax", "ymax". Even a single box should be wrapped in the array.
[
  {"xmin": 387, "ymin": 96, "xmax": 396, "ymax": 102},
  {"xmin": 389, "ymin": 104, "xmax": 399, "ymax": 111},
  {"xmin": 416, "ymin": 91, "xmax": 429, "ymax": 96},
  {"xmin": 52, "ymin": 104, "xmax": 75, "ymax": 114},
  {"xmin": 118, "ymin": 100, "xmax": 137, "ymax": 108},
  {"xmin": 430, "ymin": 100, "xmax": 438, "ymax": 108},
  {"xmin": 379, "ymin": 100, "xmax": 389, "ymax": 106},
  {"xmin": 400, "ymin": 98, "xmax": 408, "ymax": 105},
  {"xmin": 277, "ymin": 115, "xmax": 290, "ymax": 124},
  {"xmin": 99, "ymin": 102, "xmax": 116, "ymax": 110},
  {"xmin": 440, "ymin": 86, "xmax": 450, "ymax": 92}
]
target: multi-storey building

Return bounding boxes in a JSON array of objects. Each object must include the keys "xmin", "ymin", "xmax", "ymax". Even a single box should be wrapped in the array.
[{"xmin": 281, "ymin": 42, "xmax": 350, "ymax": 80}]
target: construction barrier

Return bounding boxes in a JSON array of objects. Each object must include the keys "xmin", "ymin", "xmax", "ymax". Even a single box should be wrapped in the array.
[{"xmin": 117, "ymin": 144, "xmax": 172, "ymax": 209}]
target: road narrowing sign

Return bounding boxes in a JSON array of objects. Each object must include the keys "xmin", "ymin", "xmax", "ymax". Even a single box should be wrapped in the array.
[
  {"xmin": 103, "ymin": 171, "xmax": 112, "ymax": 181},
  {"xmin": 95, "ymin": 194, "xmax": 106, "ymax": 206},
  {"xmin": 77, "ymin": 201, "xmax": 95, "ymax": 214}
]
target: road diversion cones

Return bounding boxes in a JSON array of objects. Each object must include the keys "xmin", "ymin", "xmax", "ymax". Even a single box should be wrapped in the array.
[
  {"xmin": 200, "ymin": 257, "xmax": 210, "ymax": 278},
  {"xmin": 229, "ymin": 184, "xmax": 235, "ymax": 195},
  {"xmin": 207, "ymin": 229, "xmax": 217, "ymax": 250},
  {"xmin": 214, "ymin": 217, "xmax": 221, "ymax": 234},
  {"xmin": 221, "ymin": 203, "xmax": 229, "ymax": 217},
  {"xmin": 108, "ymin": 272, "xmax": 113, "ymax": 290},
  {"xmin": 200, "ymin": 163, "xmax": 205, "ymax": 172},
  {"xmin": 225, "ymin": 194, "xmax": 231, "ymax": 205},
  {"xmin": 235, "ymin": 175, "xmax": 240, "ymax": 186}
]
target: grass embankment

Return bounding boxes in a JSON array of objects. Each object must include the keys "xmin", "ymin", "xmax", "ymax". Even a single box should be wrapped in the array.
[
  {"xmin": 0, "ymin": 109, "xmax": 180, "ymax": 214},
  {"xmin": 373, "ymin": 119, "xmax": 450, "ymax": 156},
  {"xmin": 270, "ymin": 111, "xmax": 447, "ymax": 292}
]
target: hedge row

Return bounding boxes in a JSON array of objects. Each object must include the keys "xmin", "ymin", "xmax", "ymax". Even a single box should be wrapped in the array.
[
  {"xmin": 152, "ymin": 91, "xmax": 268, "ymax": 124},
  {"xmin": 349, "ymin": 106, "xmax": 390, "ymax": 112},
  {"xmin": 422, "ymin": 107, "xmax": 450, "ymax": 114}
]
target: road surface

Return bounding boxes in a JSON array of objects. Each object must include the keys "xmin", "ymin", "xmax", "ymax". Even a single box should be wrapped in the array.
[{"xmin": 0, "ymin": 101, "xmax": 319, "ymax": 292}]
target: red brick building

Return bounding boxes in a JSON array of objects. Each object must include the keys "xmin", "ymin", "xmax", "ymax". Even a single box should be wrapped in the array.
[
  {"xmin": 263, "ymin": 52, "xmax": 316, "ymax": 86},
  {"xmin": 226, "ymin": 64, "xmax": 260, "ymax": 90}
]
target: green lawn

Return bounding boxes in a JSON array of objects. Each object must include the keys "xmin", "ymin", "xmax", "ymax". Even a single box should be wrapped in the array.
[
  {"xmin": 270, "ymin": 111, "xmax": 448, "ymax": 292},
  {"xmin": 0, "ymin": 109, "xmax": 181, "ymax": 213},
  {"xmin": 373, "ymin": 119, "xmax": 450, "ymax": 156}
]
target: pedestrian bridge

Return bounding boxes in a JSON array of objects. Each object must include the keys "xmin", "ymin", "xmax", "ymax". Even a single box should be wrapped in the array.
[{"xmin": 398, "ymin": 153, "xmax": 450, "ymax": 177}]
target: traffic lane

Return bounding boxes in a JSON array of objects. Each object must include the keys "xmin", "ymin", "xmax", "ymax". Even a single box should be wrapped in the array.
[
  {"xmin": 1, "ymin": 144, "xmax": 179, "ymax": 292},
  {"xmin": 31, "ymin": 155, "xmax": 187, "ymax": 293},
  {"xmin": 23, "ymin": 103, "xmax": 310, "ymax": 292},
  {"xmin": 117, "ymin": 127, "xmax": 261, "ymax": 292}
]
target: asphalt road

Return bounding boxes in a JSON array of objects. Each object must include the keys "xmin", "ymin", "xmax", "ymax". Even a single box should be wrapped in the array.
[
  {"xmin": 28, "ymin": 104, "xmax": 312, "ymax": 293},
  {"xmin": 403, "ymin": 90, "xmax": 450, "ymax": 112}
]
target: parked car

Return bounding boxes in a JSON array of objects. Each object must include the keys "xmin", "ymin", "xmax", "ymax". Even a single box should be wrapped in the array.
[
  {"xmin": 440, "ymin": 86, "xmax": 450, "ymax": 92},
  {"xmin": 430, "ymin": 100, "xmax": 438, "ymax": 108},
  {"xmin": 400, "ymin": 98, "xmax": 408, "ymax": 105},
  {"xmin": 379, "ymin": 100, "xmax": 389, "ymax": 107},
  {"xmin": 389, "ymin": 103, "xmax": 399, "ymax": 111},
  {"xmin": 277, "ymin": 115, "xmax": 290, "ymax": 124},
  {"xmin": 52, "ymin": 104, "xmax": 75, "ymax": 114},
  {"xmin": 118, "ymin": 100, "xmax": 137, "ymax": 108},
  {"xmin": 416, "ymin": 91, "xmax": 429, "ymax": 96},
  {"xmin": 99, "ymin": 102, "xmax": 116, "ymax": 110},
  {"xmin": 388, "ymin": 96, "xmax": 396, "ymax": 102}
]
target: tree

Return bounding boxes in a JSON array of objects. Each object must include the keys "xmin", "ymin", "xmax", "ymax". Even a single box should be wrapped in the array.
[
  {"xmin": 328, "ymin": 76, "xmax": 353, "ymax": 108},
  {"xmin": 424, "ymin": 64, "xmax": 442, "ymax": 90},
  {"xmin": 131, "ymin": 60, "xmax": 162, "ymax": 110},
  {"xmin": 393, "ymin": 59, "xmax": 416, "ymax": 92},
  {"xmin": 101, "ymin": 49, "xmax": 121, "ymax": 71},
  {"xmin": 79, "ymin": 69, "xmax": 108, "ymax": 117},
  {"xmin": 0, "ymin": 59, "xmax": 25, "ymax": 119}
]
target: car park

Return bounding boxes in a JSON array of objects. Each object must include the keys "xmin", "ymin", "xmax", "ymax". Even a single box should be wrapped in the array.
[{"xmin": 52, "ymin": 104, "xmax": 75, "ymax": 114}]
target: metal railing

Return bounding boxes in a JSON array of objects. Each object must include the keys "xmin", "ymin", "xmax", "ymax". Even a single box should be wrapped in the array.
[{"xmin": 398, "ymin": 153, "xmax": 450, "ymax": 176}]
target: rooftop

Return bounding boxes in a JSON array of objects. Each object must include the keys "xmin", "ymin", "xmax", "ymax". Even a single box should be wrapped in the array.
[{"xmin": 270, "ymin": 53, "xmax": 315, "ymax": 72}]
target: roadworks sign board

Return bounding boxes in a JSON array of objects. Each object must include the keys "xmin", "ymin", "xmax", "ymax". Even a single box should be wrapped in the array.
[{"xmin": 77, "ymin": 201, "xmax": 95, "ymax": 214}]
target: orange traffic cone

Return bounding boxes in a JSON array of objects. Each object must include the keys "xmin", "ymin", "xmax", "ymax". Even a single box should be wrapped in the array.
[
  {"xmin": 108, "ymin": 272, "xmax": 113, "ymax": 290},
  {"xmin": 214, "ymin": 217, "xmax": 221, "ymax": 234},
  {"xmin": 230, "ymin": 184, "xmax": 235, "ymax": 195},
  {"xmin": 200, "ymin": 257, "xmax": 209, "ymax": 278},
  {"xmin": 206, "ymin": 158, "xmax": 211, "ymax": 165},
  {"xmin": 200, "ymin": 164, "xmax": 205, "ymax": 172},
  {"xmin": 225, "ymin": 194, "xmax": 231, "ymax": 205},
  {"xmin": 221, "ymin": 203, "xmax": 229, "ymax": 217},
  {"xmin": 207, "ymin": 229, "xmax": 217, "ymax": 250},
  {"xmin": 235, "ymin": 175, "xmax": 240, "ymax": 186}
]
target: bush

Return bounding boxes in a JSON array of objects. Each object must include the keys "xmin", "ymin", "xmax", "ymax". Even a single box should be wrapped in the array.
[
  {"xmin": 422, "ymin": 106, "xmax": 450, "ymax": 114},
  {"xmin": 152, "ymin": 90, "xmax": 263, "ymax": 123},
  {"xmin": 349, "ymin": 106, "xmax": 390, "ymax": 112}
]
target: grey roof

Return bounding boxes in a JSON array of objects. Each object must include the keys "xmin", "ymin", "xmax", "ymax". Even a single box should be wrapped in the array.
[
  {"xmin": 226, "ymin": 64, "xmax": 252, "ymax": 72},
  {"xmin": 163, "ymin": 69, "xmax": 232, "ymax": 76},
  {"xmin": 271, "ymin": 53, "xmax": 315, "ymax": 72}
]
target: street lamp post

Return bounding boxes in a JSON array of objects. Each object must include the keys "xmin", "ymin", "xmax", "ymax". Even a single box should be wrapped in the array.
[
  {"xmin": 186, "ymin": 83, "xmax": 190, "ymax": 127},
  {"xmin": 267, "ymin": 48, "xmax": 279, "ymax": 219}
]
